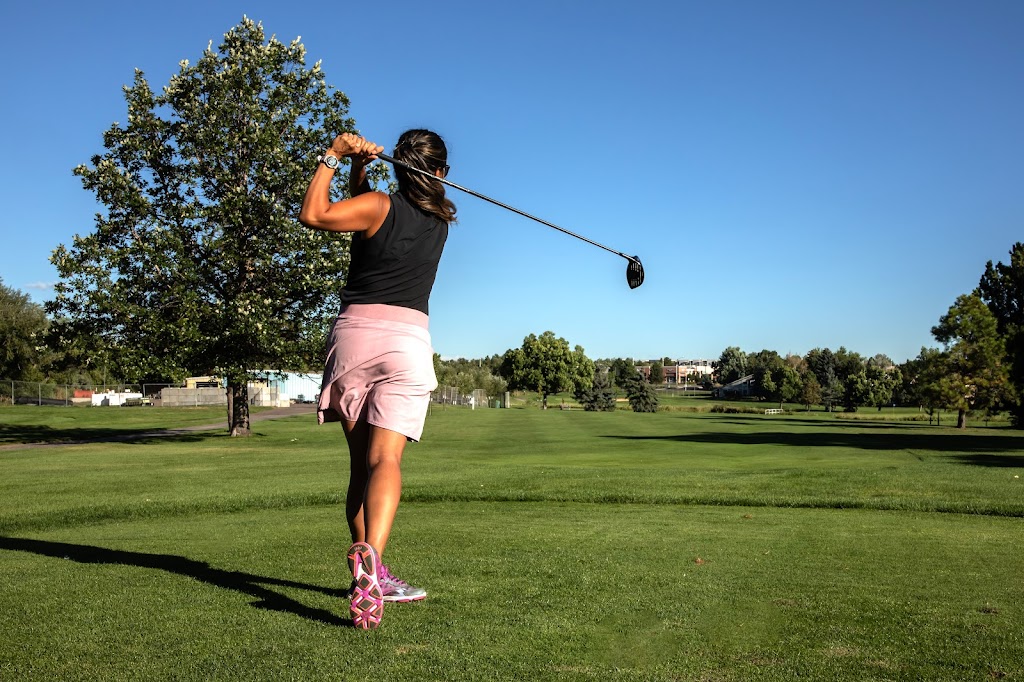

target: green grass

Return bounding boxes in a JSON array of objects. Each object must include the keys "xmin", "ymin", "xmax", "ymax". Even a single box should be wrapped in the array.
[
  {"xmin": 0, "ymin": 405, "xmax": 235, "ymax": 444},
  {"xmin": 1, "ymin": 406, "xmax": 1022, "ymax": 680}
]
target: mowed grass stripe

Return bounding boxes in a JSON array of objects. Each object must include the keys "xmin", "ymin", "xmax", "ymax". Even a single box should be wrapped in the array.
[
  {"xmin": 406, "ymin": 409, "xmax": 1024, "ymax": 515},
  {"xmin": 1, "ymin": 407, "xmax": 1022, "ymax": 534},
  {"xmin": 1, "ymin": 503, "xmax": 1021, "ymax": 681}
]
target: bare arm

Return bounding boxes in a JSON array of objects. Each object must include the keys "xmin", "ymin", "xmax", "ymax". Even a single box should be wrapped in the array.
[
  {"xmin": 299, "ymin": 133, "xmax": 387, "ymax": 233},
  {"xmin": 349, "ymin": 158, "xmax": 372, "ymax": 197}
]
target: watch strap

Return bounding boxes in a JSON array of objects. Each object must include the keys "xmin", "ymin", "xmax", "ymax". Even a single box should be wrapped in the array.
[{"xmin": 318, "ymin": 153, "xmax": 340, "ymax": 169}]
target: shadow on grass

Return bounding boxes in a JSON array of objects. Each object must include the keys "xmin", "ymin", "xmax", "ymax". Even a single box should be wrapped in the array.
[
  {"xmin": 0, "ymin": 423, "xmax": 224, "ymax": 448},
  {"xmin": 951, "ymin": 454, "xmax": 1024, "ymax": 468},
  {"xmin": 705, "ymin": 415, "xmax": 947, "ymax": 430},
  {"xmin": 0, "ymin": 536, "xmax": 350, "ymax": 627},
  {"xmin": 603, "ymin": 429, "xmax": 1024, "ymax": 463}
]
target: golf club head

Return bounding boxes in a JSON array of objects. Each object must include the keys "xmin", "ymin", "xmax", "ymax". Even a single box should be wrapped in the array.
[{"xmin": 626, "ymin": 257, "xmax": 645, "ymax": 289}]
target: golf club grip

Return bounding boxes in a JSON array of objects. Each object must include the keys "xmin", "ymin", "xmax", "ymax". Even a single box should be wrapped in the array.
[{"xmin": 375, "ymin": 153, "xmax": 631, "ymax": 261}]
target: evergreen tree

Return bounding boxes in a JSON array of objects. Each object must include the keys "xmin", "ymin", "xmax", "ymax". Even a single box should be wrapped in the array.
[
  {"xmin": 930, "ymin": 293, "xmax": 1011, "ymax": 428},
  {"xmin": 978, "ymin": 243, "xmax": 1024, "ymax": 426},
  {"xmin": 578, "ymin": 368, "xmax": 617, "ymax": 412},
  {"xmin": 624, "ymin": 374, "xmax": 659, "ymax": 413}
]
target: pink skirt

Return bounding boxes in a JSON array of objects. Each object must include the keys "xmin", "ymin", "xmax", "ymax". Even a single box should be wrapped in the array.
[{"xmin": 317, "ymin": 304, "xmax": 437, "ymax": 442}]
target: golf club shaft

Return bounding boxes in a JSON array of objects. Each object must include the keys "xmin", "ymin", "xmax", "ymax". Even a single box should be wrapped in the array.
[{"xmin": 376, "ymin": 153, "xmax": 637, "ymax": 265}]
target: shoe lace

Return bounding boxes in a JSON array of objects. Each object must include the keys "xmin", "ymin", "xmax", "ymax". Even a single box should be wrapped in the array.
[{"xmin": 379, "ymin": 564, "xmax": 410, "ymax": 588}]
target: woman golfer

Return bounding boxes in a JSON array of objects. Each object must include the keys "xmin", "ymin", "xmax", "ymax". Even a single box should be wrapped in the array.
[{"xmin": 299, "ymin": 129, "xmax": 454, "ymax": 629}]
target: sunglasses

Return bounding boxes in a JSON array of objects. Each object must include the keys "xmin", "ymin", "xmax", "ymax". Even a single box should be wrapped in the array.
[{"xmin": 439, "ymin": 164, "xmax": 450, "ymax": 178}]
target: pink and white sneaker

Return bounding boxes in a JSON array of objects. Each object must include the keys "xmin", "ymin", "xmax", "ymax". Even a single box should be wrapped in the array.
[
  {"xmin": 346, "ymin": 542, "xmax": 383, "ymax": 629},
  {"xmin": 379, "ymin": 564, "xmax": 427, "ymax": 603}
]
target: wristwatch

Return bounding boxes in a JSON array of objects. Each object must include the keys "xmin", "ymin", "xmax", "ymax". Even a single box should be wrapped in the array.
[{"xmin": 318, "ymin": 153, "xmax": 340, "ymax": 170}]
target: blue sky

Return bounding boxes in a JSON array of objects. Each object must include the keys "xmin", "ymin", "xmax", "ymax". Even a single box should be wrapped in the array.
[{"xmin": 2, "ymin": 1, "xmax": 1022, "ymax": 364}]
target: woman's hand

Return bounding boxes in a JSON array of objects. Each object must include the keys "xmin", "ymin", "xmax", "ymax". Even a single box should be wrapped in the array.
[{"xmin": 330, "ymin": 133, "xmax": 384, "ymax": 164}]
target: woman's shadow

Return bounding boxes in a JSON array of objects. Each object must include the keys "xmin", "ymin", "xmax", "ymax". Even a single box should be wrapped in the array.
[{"xmin": 1, "ymin": 536, "xmax": 351, "ymax": 627}]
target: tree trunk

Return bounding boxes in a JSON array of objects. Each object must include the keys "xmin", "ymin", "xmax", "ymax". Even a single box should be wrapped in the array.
[
  {"xmin": 227, "ymin": 380, "xmax": 251, "ymax": 436},
  {"xmin": 957, "ymin": 409, "xmax": 967, "ymax": 429},
  {"xmin": 541, "ymin": 392, "xmax": 548, "ymax": 410}
]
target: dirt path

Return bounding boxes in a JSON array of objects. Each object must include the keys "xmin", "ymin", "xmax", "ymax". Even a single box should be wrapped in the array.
[{"xmin": 0, "ymin": 404, "xmax": 315, "ymax": 452}]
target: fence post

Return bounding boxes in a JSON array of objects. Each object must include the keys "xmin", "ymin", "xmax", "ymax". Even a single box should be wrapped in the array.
[{"xmin": 38, "ymin": 382, "xmax": 42, "ymax": 406}]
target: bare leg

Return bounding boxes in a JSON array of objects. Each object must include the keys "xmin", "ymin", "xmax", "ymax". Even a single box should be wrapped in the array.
[
  {"xmin": 342, "ymin": 419, "xmax": 370, "ymax": 543},
  {"xmin": 362, "ymin": 425, "xmax": 408, "ymax": 555},
  {"xmin": 342, "ymin": 420, "xmax": 408, "ymax": 556}
]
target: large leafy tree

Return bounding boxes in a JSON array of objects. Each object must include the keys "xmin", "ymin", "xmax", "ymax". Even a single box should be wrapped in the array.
[
  {"xmin": 911, "ymin": 347, "xmax": 958, "ymax": 426},
  {"xmin": 804, "ymin": 348, "xmax": 839, "ymax": 411},
  {"xmin": 0, "ymin": 280, "xmax": 51, "ymax": 382},
  {"xmin": 978, "ymin": 242, "xmax": 1024, "ymax": 426},
  {"xmin": 748, "ymin": 350, "xmax": 802, "ymax": 408},
  {"xmin": 833, "ymin": 347, "xmax": 868, "ymax": 411},
  {"xmin": 500, "ymin": 331, "xmax": 594, "ymax": 409},
  {"xmin": 804, "ymin": 347, "xmax": 866, "ymax": 411},
  {"xmin": 713, "ymin": 346, "xmax": 748, "ymax": 385},
  {"xmin": 609, "ymin": 357, "xmax": 637, "ymax": 389},
  {"xmin": 648, "ymin": 360, "xmax": 664, "ymax": 384},
  {"xmin": 798, "ymin": 371, "xmax": 821, "ymax": 410},
  {"xmin": 930, "ymin": 293, "xmax": 1011, "ymax": 428},
  {"xmin": 49, "ymin": 19, "xmax": 380, "ymax": 435},
  {"xmin": 749, "ymin": 350, "xmax": 782, "ymax": 401},
  {"xmin": 863, "ymin": 357, "xmax": 902, "ymax": 411}
]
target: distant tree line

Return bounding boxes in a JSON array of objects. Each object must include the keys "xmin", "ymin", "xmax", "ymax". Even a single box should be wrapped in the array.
[
  {"xmin": 433, "ymin": 354, "xmax": 507, "ymax": 401},
  {"xmin": 711, "ymin": 345, "xmax": 901, "ymax": 414},
  {"xmin": 708, "ymin": 243, "xmax": 1024, "ymax": 428},
  {"xmin": 0, "ymin": 278, "xmax": 107, "ymax": 387},
  {"xmin": 491, "ymin": 243, "xmax": 1024, "ymax": 425}
]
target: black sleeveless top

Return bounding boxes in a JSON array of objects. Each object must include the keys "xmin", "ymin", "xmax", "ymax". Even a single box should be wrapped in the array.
[{"xmin": 340, "ymin": 192, "xmax": 449, "ymax": 314}]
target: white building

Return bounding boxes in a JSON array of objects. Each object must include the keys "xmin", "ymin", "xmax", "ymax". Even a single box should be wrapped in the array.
[{"xmin": 258, "ymin": 371, "xmax": 322, "ymax": 403}]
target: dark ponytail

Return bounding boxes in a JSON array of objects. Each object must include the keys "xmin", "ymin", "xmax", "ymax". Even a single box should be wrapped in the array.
[{"xmin": 392, "ymin": 129, "xmax": 457, "ymax": 224}]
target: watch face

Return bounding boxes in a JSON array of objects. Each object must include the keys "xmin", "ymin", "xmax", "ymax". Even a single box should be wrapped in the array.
[{"xmin": 324, "ymin": 155, "xmax": 339, "ymax": 169}]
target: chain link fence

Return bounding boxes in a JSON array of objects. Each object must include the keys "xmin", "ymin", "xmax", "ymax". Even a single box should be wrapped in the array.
[
  {"xmin": 1, "ymin": 380, "xmax": 176, "ymax": 406},
  {"xmin": 430, "ymin": 387, "xmax": 507, "ymax": 409},
  {"xmin": 3, "ymin": 379, "xmax": 508, "ymax": 409}
]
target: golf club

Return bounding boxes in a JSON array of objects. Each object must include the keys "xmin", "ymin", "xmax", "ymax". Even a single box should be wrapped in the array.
[{"xmin": 376, "ymin": 152, "xmax": 645, "ymax": 289}]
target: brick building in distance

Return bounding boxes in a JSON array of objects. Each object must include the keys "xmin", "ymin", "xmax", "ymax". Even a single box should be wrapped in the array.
[{"xmin": 635, "ymin": 359, "xmax": 714, "ymax": 386}]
